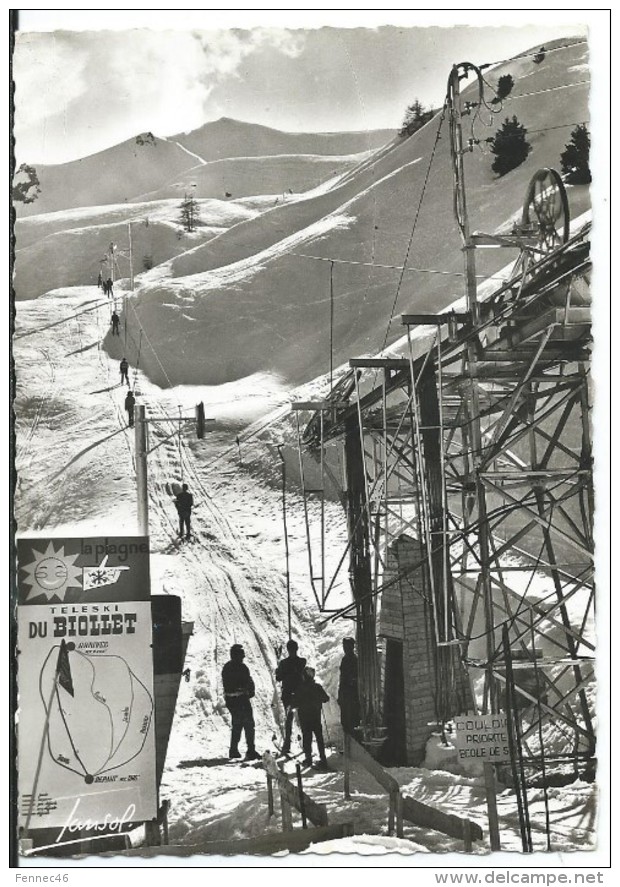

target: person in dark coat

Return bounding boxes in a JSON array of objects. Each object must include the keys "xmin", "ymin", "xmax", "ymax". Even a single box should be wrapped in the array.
[
  {"xmin": 106, "ymin": 278, "xmax": 114, "ymax": 297},
  {"xmin": 295, "ymin": 666, "xmax": 329, "ymax": 768},
  {"xmin": 338, "ymin": 637, "xmax": 360, "ymax": 735},
  {"xmin": 124, "ymin": 390, "xmax": 135, "ymax": 428},
  {"xmin": 275, "ymin": 639, "xmax": 306, "ymax": 754},
  {"xmin": 97, "ymin": 271, "xmax": 103, "ymax": 289},
  {"xmin": 175, "ymin": 483, "xmax": 194, "ymax": 539},
  {"xmin": 111, "ymin": 311, "xmax": 120, "ymax": 335},
  {"xmin": 120, "ymin": 357, "xmax": 129, "ymax": 386},
  {"xmin": 221, "ymin": 644, "xmax": 260, "ymax": 761}
]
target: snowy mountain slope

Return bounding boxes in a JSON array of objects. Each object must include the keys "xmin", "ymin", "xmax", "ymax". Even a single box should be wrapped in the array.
[
  {"xmin": 13, "ymin": 199, "xmax": 263, "ymax": 302},
  {"xmin": 14, "ymin": 286, "xmax": 358, "ymax": 846},
  {"xmin": 121, "ymin": 40, "xmax": 590, "ymax": 388},
  {"xmin": 15, "ymin": 120, "xmax": 394, "ymax": 219},
  {"xmin": 13, "ymin": 289, "xmax": 306, "ymax": 749},
  {"xmin": 133, "ymin": 152, "xmax": 372, "ymax": 203},
  {"xmin": 13, "ymin": 38, "xmax": 599, "ymax": 853},
  {"xmin": 15, "ymin": 134, "xmax": 202, "ymax": 218},
  {"xmin": 173, "ymin": 116, "xmax": 395, "ymax": 162},
  {"xmin": 15, "ymin": 198, "xmax": 259, "ymax": 252},
  {"xmin": 13, "ymin": 286, "xmax": 597, "ymax": 855}
]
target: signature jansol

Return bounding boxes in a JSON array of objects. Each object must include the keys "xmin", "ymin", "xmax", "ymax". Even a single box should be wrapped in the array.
[{"xmin": 56, "ymin": 798, "xmax": 136, "ymax": 844}]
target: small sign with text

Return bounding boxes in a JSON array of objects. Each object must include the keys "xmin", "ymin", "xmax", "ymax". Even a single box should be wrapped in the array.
[{"xmin": 454, "ymin": 714, "xmax": 510, "ymax": 763}]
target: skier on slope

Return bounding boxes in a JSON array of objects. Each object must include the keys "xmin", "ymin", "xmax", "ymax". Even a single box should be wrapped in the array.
[
  {"xmin": 124, "ymin": 390, "xmax": 136, "ymax": 428},
  {"xmin": 221, "ymin": 644, "xmax": 261, "ymax": 761},
  {"xmin": 119, "ymin": 357, "xmax": 129, "ymax": 386},
  {"xmin": 275, "ymin": 639, "xmax": 306, "ymax": 754},
  {"xmin": 174, "ymin": 483, "xmax": 194, "ymax": 540},
  {"xmin": 294, "ymin": 665, "xmax": 329, "ymax": 769}
]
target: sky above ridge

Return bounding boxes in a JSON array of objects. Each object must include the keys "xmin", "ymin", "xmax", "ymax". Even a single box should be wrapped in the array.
[{"xmin": 13, "ymin": 12, "xmax": 590, "ymax": 165}]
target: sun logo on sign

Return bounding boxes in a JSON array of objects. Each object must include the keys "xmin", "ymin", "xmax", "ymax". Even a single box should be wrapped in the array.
[{"xmin": 21, "ymin": 542, "xmax": 82, "ymax": 602}]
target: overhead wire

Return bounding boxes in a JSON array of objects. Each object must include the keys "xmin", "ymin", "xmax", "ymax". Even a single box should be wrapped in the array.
[
  {"xmin": 509, "ymin": 79, "xmax": 590, "ymax": 101},
  {"xmin": 379, "ymin": 106, "xmax": 447, "ymax": 356},
  {"xmin": 479, "ymin": 39, "xmax": 588, "ymax": 71},
  {"xmin": 292, "ymin": 252, "xmax": 509, "ymax": 281}
]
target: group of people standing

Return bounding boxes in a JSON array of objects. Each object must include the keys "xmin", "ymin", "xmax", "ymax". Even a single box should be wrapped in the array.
[
  {"xmin": 222, "ymin": 637, "xmax": 359, "ymax": 768},
  {"xmin": 98, "ymin": 272, "xmax": 114, "ymax": 297}
]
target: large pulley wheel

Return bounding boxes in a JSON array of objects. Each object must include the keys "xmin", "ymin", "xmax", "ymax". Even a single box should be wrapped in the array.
[{"xmin": 521, "ymin": 168, "xmax": 570, "ymax": 255}]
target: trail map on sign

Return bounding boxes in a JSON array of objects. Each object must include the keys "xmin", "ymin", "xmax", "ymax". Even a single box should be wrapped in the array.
[
  {"xmin": 41, "ymin": 644, "xmax": 154, "ymax": 783},
  {"xmin": 18, "ymin": 601, "xmax": 157, "ymax": 829}
]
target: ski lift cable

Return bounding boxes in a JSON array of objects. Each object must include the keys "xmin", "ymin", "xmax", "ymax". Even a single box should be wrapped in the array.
[
  {"xmin": 291, "ymin": 252, "xmax": 508, "ymax": 281},
  {"xmin": 526, "ymin": 120, "xmax": 589, "ymax": 136},
  {"xmin": 510, "ymin": 79, "xmax": 590, "ymax": 101},
  {"xmin": 379, "ymin": 106, "xmax": 448, "ymax": 358},
  {"xmin": 479, "ymin": 39, "xmax": 588, "ymax": 71},
  {"xmin": 126, "ymin": 300, "xmax": 174, "ymax": 389}
]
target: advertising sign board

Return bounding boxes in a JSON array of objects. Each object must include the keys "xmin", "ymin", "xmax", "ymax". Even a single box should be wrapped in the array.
[
  {"xmin": 17, "ymin": 600, "xmax": 157, "ymax": 833},
  {"xmin": 17, "ymin": 536, "xmax": 150, "ymax": 606}
]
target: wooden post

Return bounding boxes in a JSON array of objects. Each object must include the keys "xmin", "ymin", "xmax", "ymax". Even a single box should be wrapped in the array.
[
  {"xmin": 296, "ymin": 764, "xmax": 308, "ymax": 829},
  {"xmin": 395, "ymin": 790, "xmax": 403, "ymax": 839},
  {"xmin": 387, "ymin": 790, "xmax": 395, "ymax": 836},
  {"xmin": 344, "ymin": 732, "xmax": 351, "ymax": 799},
  {"xmin": 160, "ymin": 800, "xmax": 170, "ymax": 846},
  {"xmin": 266, "ymin": 773, "xmax": 274, "ymax": 817},
  {"xmin": 262, "ymin": 753, "xmax": 328, "ymax": 827},
  {"xmin": 144, "ymin": 819, "xmax": 161, "ymax": 846},
  {"xmin": 280, "ymin": 791, "xmax": 293, "ymax": 832},
  {"xmin": 484, "ymin": 762, "xmax": 501, "ymax": 851},
  {"xmin": 462, "ymin": 818, "xmax": 472, "ymax": 853}
]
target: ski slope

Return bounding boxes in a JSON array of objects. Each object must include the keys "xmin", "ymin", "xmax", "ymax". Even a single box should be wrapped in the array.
[{"xmin": 14, "ymin": 283, "xmax": 597, "ymax": 856}]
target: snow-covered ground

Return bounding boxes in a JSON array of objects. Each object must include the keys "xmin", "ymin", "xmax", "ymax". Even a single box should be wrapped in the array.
[
  {"xmin": 12, "ymin": 37, "xmax": 604, "ymax": 865},
  {"xmin": 14, "ymin": 285, "xmax": 599, "ymax": 862}
]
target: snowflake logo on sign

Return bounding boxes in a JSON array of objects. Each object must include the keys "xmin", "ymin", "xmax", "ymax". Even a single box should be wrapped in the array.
[{"xmin": 82, "ymin": 555, "xmax": 130, "ymax": 592}]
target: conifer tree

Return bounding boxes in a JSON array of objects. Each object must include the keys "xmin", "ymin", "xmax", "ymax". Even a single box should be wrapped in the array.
[
  {"xmin": 399, "ymin": 100, "xmax": 436, "ymax": 137},
  {"xmin": 178, "ymin": 193, "xmax": 200, "ymax": 232},
  {"xmin": 560, "ymin": 124, "xmax": 591, "ymax": 185},
  {"xmin": 489, "ymin": 116, "xmax": 531, "ymax": 177},
  {"xmin": 495, "ymin": 74, "xmax": 514, "ymax": 101}
]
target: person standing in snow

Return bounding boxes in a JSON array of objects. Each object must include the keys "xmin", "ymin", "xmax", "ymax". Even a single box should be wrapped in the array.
[
  {"xmin": 221, "ymin": 644, "xmax": 260, "ymax": 761},
  {"xmin": 174, "ymin": 483, "xmax": 194, "ymax": 539},
  {"xmin": 97, "ymin": 271, "xmax": 103, "ymax": 289},
  {"xmin": 338, "ymin": 637, "xmax": 361, "ymax": 735},
  {"xmin": 111, "ymin": 311, "xmax": 120, "ymax": 336},
  {"xmin": 275, "ymin": 639, "xmax": 306, "ymax": 754},
  {"xmin": 295, "ymin": 666, "xmax": 329, "ymax": 769},
  {"xmin": 119, "ymin": 357, "xmax": 129, "ymax": 386},
  {"xmin": 124, "ymin": 390, "xmax": 136, "ymax": 428},
  {"xmin": 106, "ymin": 278, "xmax": 114, "ymax": 298}
]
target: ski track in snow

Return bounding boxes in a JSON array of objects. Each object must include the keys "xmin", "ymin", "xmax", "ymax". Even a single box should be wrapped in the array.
[
  {"xmin": 14, "ymin": 264, "xmax": 597, "ymax": 855},
  {"xmin": 168, "ymin": 139, "xmax": 208, "ymax": 167},
  {"xmin": 14, "ymin": 241, "xmax": 596, "ymax": 853},
  {"xmin": 14, "ymin": 286, "xmax": 340, "ymax": 846}
]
